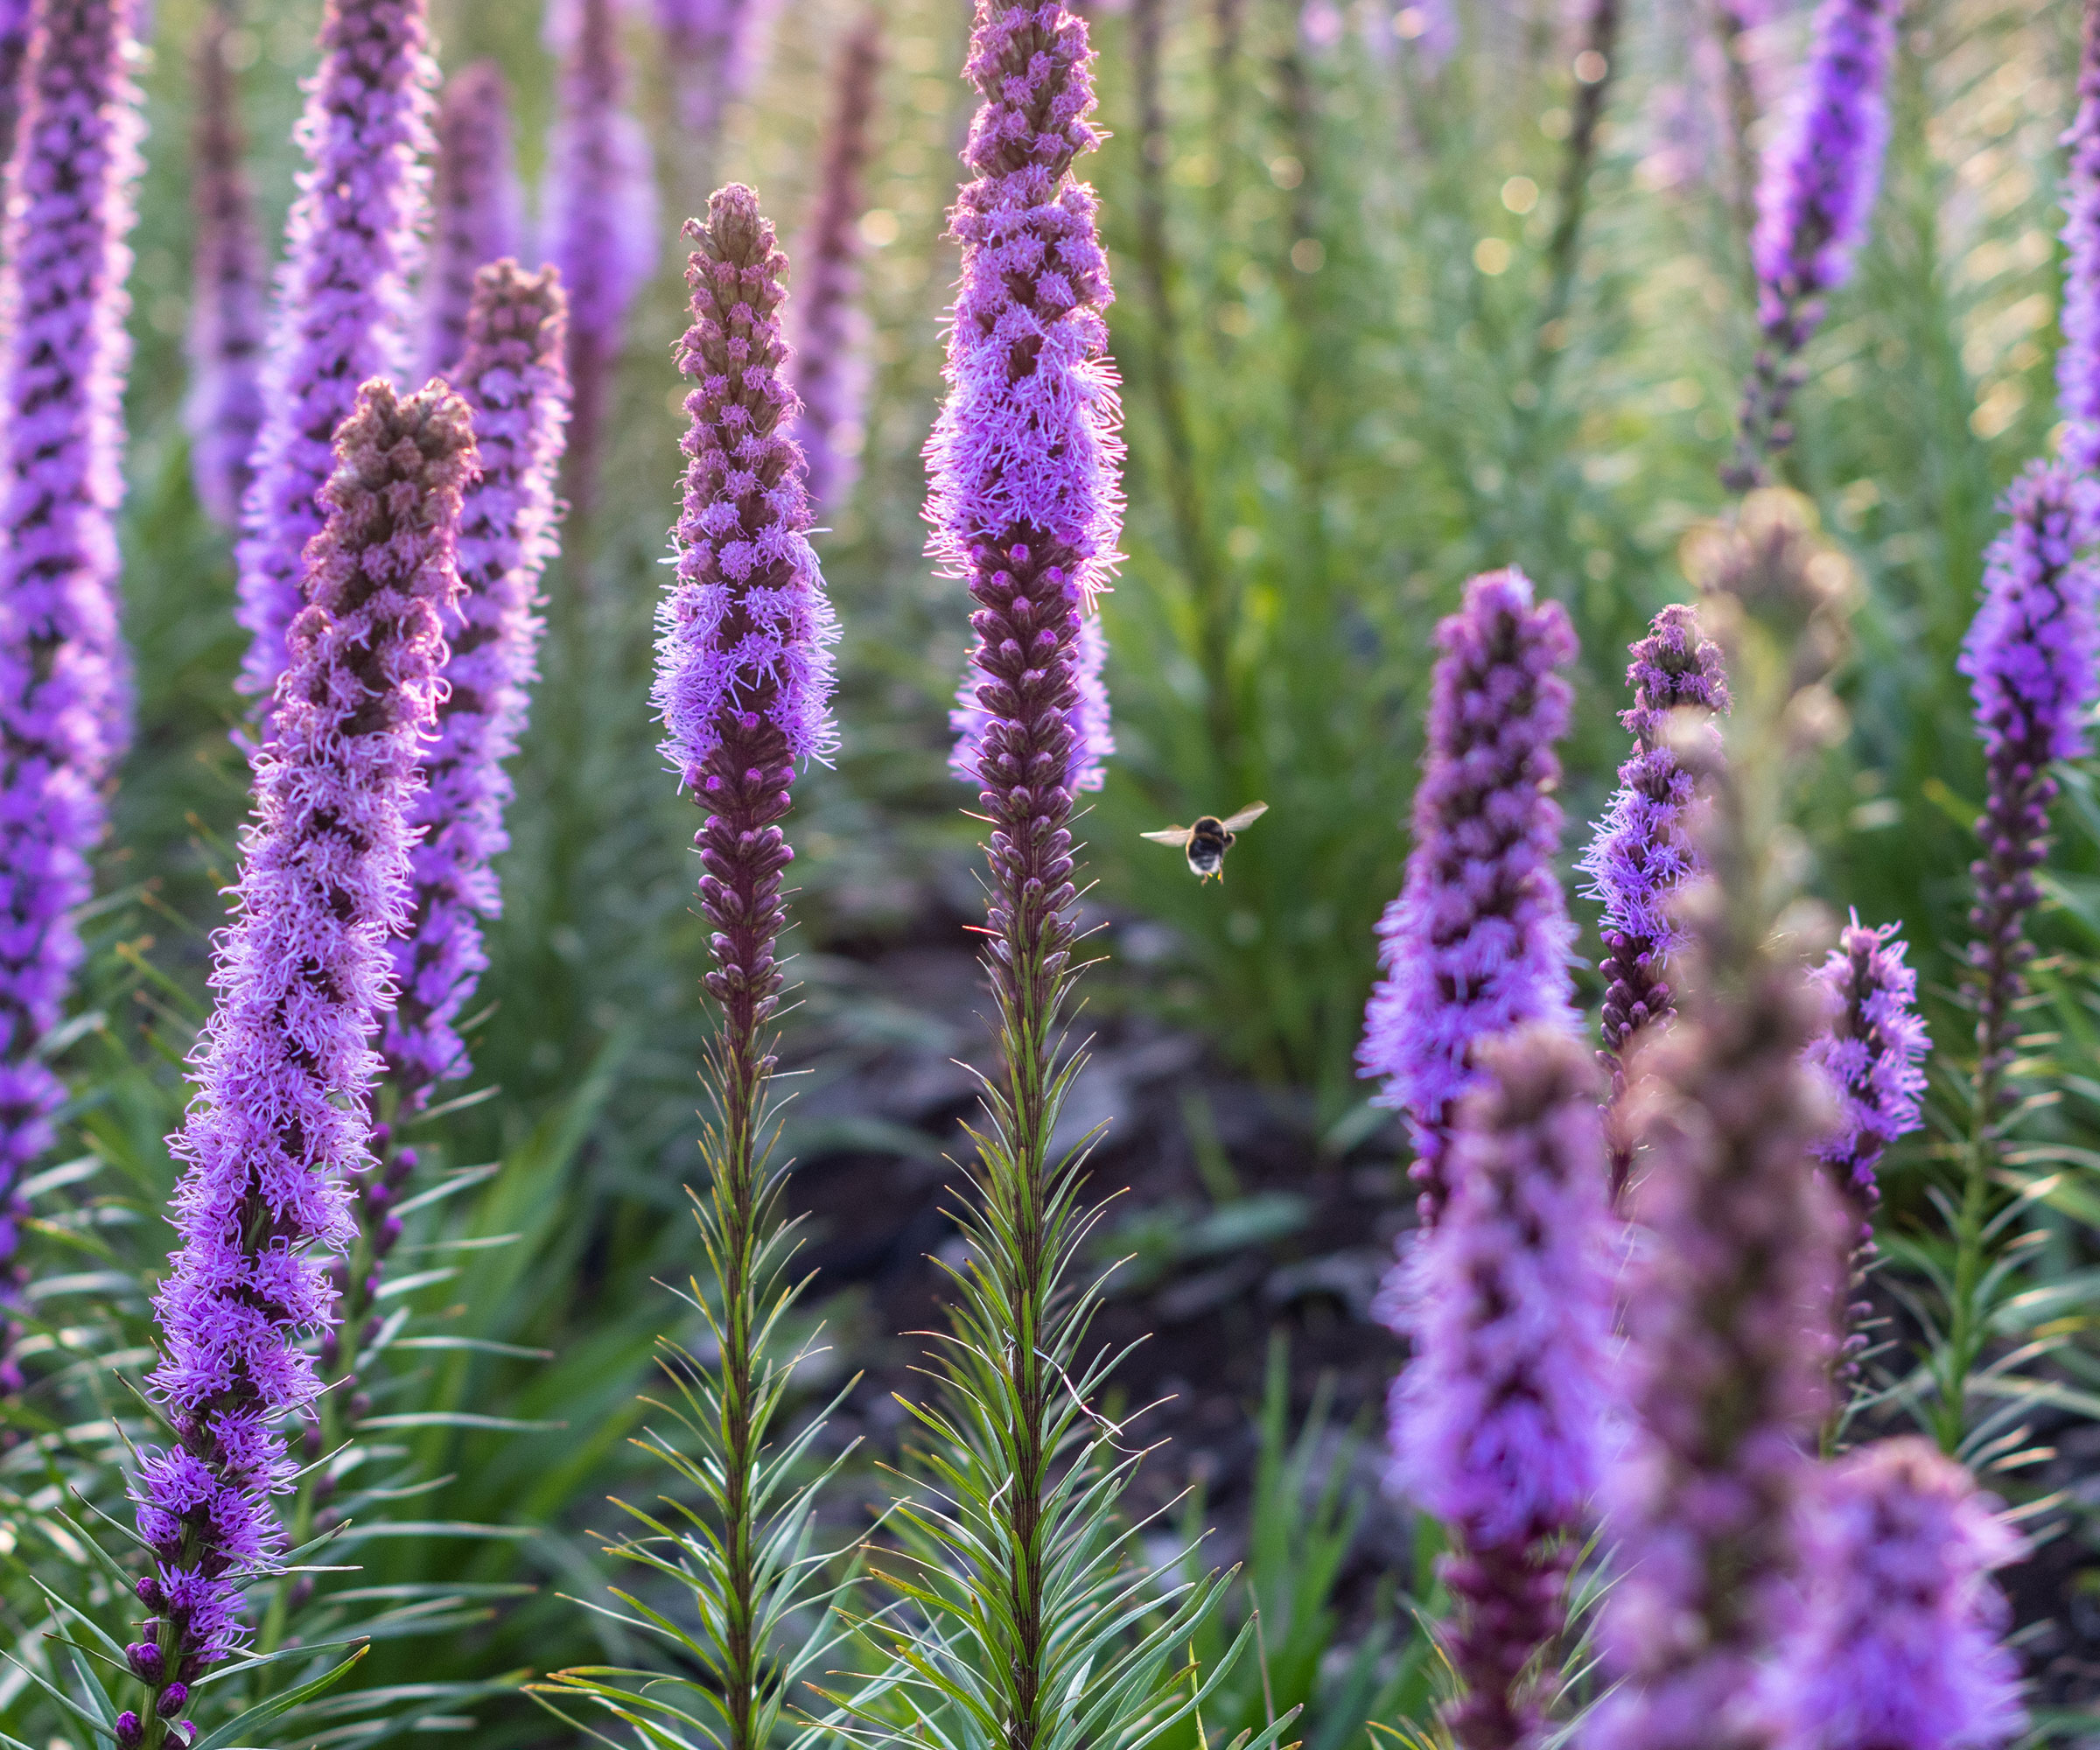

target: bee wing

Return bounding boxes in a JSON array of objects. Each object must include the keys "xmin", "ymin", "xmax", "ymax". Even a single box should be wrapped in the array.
[
  {"xmin": 1140, "ymin": 826, "xmax": 1195, "ymax": 847},
  {"xmin": 1219, "ymin": 802, "xmax": 1270, "ymax": 831}
]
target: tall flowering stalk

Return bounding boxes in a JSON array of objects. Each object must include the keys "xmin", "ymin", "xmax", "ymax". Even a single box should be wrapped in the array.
[
  {"xmin": 0, "ymin": 0, "xmax": 29, "ymax": 169},
  {"xmin": 648, "ymin": 0, "xmax": 775, "ymax": 152},
  {"xmin": 236, "ymin": 0, "xmax": 437, "ymax": 714},
  {"xmin": 126, "ymin": 380, "xmax": 474, "ymax": 1739},
  {"xmin": 185, "ymin": 0, "xmax": 268, "ymax": 528},
  {"xmin": 0, "ymin": 0, "xmax": 145, "ymax": 1390},
  {"xmin": 542, "ymin": 0, "xmax": 658, "ymax": 520},
  {"xmin": 2061, "ymin": 0, "xmax": 2100, "ymax": 476},
  {"xmin": 788, "ymin": 11, "xmax": 879, "ymax": 520},
  {"xmin": 1578, "ymin": 604, "xmax": 1731, "ymax": 1201},
  {"xmin": 418, "ymin": 61, "xmax": 523, "ymax": 382},
  {"xmin": 1388, "ymin": 1024, "xmax": 1615, "ymax": 1750},
  {"xmin": 1725, "ymin": 0, "xmax": 1899, "ymax": 488},
  {"xmin": 1358, "ymin": 568, "xmax": 1578, "ymax": 1228}
]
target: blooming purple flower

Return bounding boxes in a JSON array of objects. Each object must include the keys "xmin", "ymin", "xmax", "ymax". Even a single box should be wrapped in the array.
[
  {"xmin": 542, "ymin": 0, "xmax": 658, "ymax": 519},
  {"xmin": 1727, "ymin": 0, "xmax": 1899, "ymax": 486},
  {"xmin": 1767, "ymin": 1438, "xmax": 2026, "ymax": 1750},
  {"xmin": 1358, "ymin": 567, "xmax": 1578, "ymax": 1226},
  {"xmin": 419, "ymin": 61, "xmax": 524, "ymax": 382},
  {"xmin": 2061, "ymin": 1, "xmax": 2100, "ymax": 476},
  {"xmin": 235, "ymin": 0, "xmax": 437, "ymax": 716},
  {"xmin": 0, "ymin": 0, "xmax": 145, "ymax": 1382},
  {"xmin": 132, "ymin": 379, "xmax": 475, "ymax": 1675},
  {"xmin": 1389, "ymin": 1023, "xmax": 1616, "ymax": 1750},
  {"xmin": 185, "ymin": 2, "xmax": 269, "ymax": 528},
  {"xmin": 788, "ymin": 12, "xmax": 879, "ymax": 519},
  {"xmin": 1805, "ymin": 911, "xmax": 1928, "ymax": 1233},
  {"xmin": 384, "ymin": 263, "xmax": 570, "ymax": 1102}
]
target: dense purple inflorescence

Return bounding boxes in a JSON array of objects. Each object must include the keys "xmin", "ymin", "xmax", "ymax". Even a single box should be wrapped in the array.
[
  {"xmin": 185, "ymin": 1, "xmax": 269, "ymax": 528},
  {"xmin": 235, "ymin": 0, "xmax": 437, "ymax": 716},
  {"xmin": 542, "ymin": 0, "xmax": 658, "ymax": 519},
  {"xmin": 2062, "ymin": 0, "xmax": 2100, "ymax": 475},
  {"xmin": 1768, "ymin": 1438, "xmax": 2026, "ymax": 1750},
  {"xmin": 788, "ymin": 12, "xmax": 879, "ymax": 519},
  {"xmin": 419, "ymin": 61, "xmax": 524, "ymax": 382},
  {"xmin": 1358, "ymin": 567, "xmax": 1578, "ymax": 1227},
  {"xmin": 0, "ymin": 0, "xmax": 146, "ymax": 1388},
  {"xmin": 131, "ymin": 381, "xmax": 474, "ymax": 1677},
  {"xmin": 1805, "ymin": 911, "xmax": 1928, "ymax": 1234},
  {"xmin": 1390, "ymin": 1025, "xmax": 1615, "ymax": 1750},
  {"xmin": 384, "ymin": 264, "xmax": 570, "ymax": 1102},
  {"xmin": 1727, "ymin": 0, "xmax": 1899, "ymax": 486}
]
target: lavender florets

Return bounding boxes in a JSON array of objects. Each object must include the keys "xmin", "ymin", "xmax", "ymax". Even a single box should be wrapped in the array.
[
  {"xmin": 419, "ymin": 61, "xmax": 524, "ymax": 382},
  {"xmin": 2060, "ymin": 1, "xmax": 2100, "ymax": 476},
  {"xmin": 1804, "ymin": 911, "xmax": 1928, "ymax": 1233}
]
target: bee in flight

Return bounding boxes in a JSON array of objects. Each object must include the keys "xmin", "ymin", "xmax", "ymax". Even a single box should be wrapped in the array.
[{"xmin": 1142, "ymin": 802, "xmax": 1269, "ymax": 883}]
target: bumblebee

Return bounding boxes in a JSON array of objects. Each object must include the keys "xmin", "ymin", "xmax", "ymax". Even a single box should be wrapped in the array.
[{"xmin": 1141, "ymin": 802, "xmax": 1269, "ymax": 883}]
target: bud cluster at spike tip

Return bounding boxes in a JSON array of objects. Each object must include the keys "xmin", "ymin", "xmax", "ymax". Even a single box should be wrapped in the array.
[
  {"xmin": 1357, "ymin": 567, "xmax": 1578, "ymax": 1226},
  {"xmin": 0, "ymin": 0, "xmax": 147, "ymax": 1381},
  {"xmin": 419, "ymin": 61, "xmax": 524, "ymax": 382},
  {"xmin": 384, "ymin": 263, "xmax": 570, "ymax": 1101},
  {"xmin": 2059, "ymin": 0, "xmax": 2100, "ymax": 476},
  {"xmin": 1804, "ymin": 911, "xmax": 1928, "ymax": 1233},
  {"xmin": 234, "ymin": 0, "xmax": 438, "ymax": 713},
  {"xmin": 185, "ymin": 2, "xmax": 269, "ymax": 528},
  {"xmin": 133, "ymin": 380, "xmax": 476, "ymax": 1670}
]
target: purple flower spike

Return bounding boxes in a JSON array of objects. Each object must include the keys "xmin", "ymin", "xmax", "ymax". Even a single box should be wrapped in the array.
[
  {"xmin": 788, "ymin": 12, "xmax": 880, "ymax": 519},
  {"xmin": 235, "ymin": 0, "xmax": 438, "ymax": 717},
  {"xmin": 1768, "ymin": 1438, "xmax": 2026, "ymax": 1750},
  {"xmin": 949, "ymin": 603, "xmax": 1112, "ymax": 794},
  {"xmin": 1959, "ymin": 462, "xmax": 2100, "ymax": 1101},
  {"xmin": 133, "ymin": 379, "xmax": 476, "ymax": 1675},
  {"xmin": 1805, "ymin": 911, "xmax": 1928, "ymax": 1234},
  {"xmin": 647, "ymin": 0, "xmax": 779, "ymax": 142},
  {"xmin": 542, "ymin": 0, "xmax": 658, "ymax": 520},
  {"xmin": 0, "ymin": 0, "xmax": 147, "ymax": 1382},
  {"xmin": 1358, "ymin": 567, "xmax": 1578, "ymax": 1228},
  {"xmin": 1390, "ymin": 1024, "xmax": 1615, "ymax": 1750},
  {"xmin": 1726, "ymin": 0, "xmax": 1899, "ymax": 487},
  {"xmin": 2061, "ymin": 1, "xmax": 2100, "ymax": 476},
  {"xmin": 385, "ymin": 264, "xmax": 570, "ymax": 1103},
  {"xmin": 420, "ymin": 61, "xmax": 524, "ymax": 383},
  {"xmin": 0, "ymin": 1, "xmax": 30, "ymax": 168},
  {"xmin": 185, "ymin": 2, "xmax": 269, "ymax": 528}
]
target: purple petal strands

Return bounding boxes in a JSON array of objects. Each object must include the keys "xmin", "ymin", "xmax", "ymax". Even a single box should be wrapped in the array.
[
  {"xmin": 130, "ymin": 381, "xmax": 474, "ymax": 1696},
  {"xmin": 1726, "ymin": 0, "xmax": 1899, "ymax": 488},
  {"xmin": 1766, "ymin": 1438, "xmax": 2026, "ymax": 1750},
  {"xmin": 234, "ymin": 0, "xmax": 437, "ymax": 715},
  {"xmin": 1390, "ymin": 1024, "xmax": 1616, "ymax": 1750},
  {"xmin": 542, "ymin": 0, "xmax": 658, "ymax": 520},
  {"xmin": 185, "ymin": 0, "xmax": 269, "ymax": 528},
  {"xmin": 1357, "ymin": 567, "xmax": 1578, "ymax": 1228},
  {"xmin": 2061, "ymin": 0, "xmax": 2100, "ymax": 475},
  {"xmin": 788, "ymin": 11, "xmax": 879, "ymax": 520},
  {"xmin": 0, "ymin": 0, "xmax": 146, "ymax": 1387},
  {"xmin": 1805, "ymin": 911, "xmax": 1928, "ymax": 1236},
  {"xmin": 419, "ymin": 60, "xmax": 524, "ymax": 382}
]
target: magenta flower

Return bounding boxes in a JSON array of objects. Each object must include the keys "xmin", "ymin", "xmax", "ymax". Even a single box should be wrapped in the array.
[
  {"xmin": 1389, "ymin": 1024, "xmax": 1616, "ymax": 1750},
  {"xmin": 788, "ymin": 11, "xmax": 880, "ymax": 518},
  {"xmin": 1805, "ymin": 911, "xmax": 1928, "ymax": 1234},
  {"xmin": 419, "ymin": 61, "xmax": 524, "ymax": 382},
  {"xmin": 131, "ymin": 381, "xmax": 474, "ymax": 1683},
  {"xmin": 1358, "ymin": 567, "xmax": 1578, "ymax": 1226},
  {"xmin": 235, "ymin": 0, "xmax": 437, "ymax": 716},
  {"xmin": 0, "ymin": 0, "xmax": 146, "ymax": 1381},
  {"xmin": 2060, "ymin": 1, "xmax": 2100, "ymax": 475}
]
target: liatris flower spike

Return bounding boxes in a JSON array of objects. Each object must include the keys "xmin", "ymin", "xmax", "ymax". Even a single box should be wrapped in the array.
[
  {"xmin": 649, "ymin": 0, "xmax": 777, "ymax": 146},
  {"xmin": 1727, "ymin": 0, "xmax": 1899, "ymax": 487},
  {"xmin": 1768, "ymin": 1438, "xmax": 2026, "ymax": 1750},
  {"xmin": 130, "ymin": 380, "xmax": 474, "ymax": 1715},
  {"xmin": 0, "ymin": 0, "xmax": 29, "ymax": 167},
  {"xmin": 236, "ymin": 0, "xmax": 437, "ymax": 717},
  {"xmin": 0, "ymin": 0, "xmax": 146, "ymax": 1389},
  {"xmin": 186, "ymin": 0, "xmax": 269, "ymax": 527},
  {"xmin": 1359, "ymin": 567, "xmax": 1578, "ymax": 1228},
  {"xmin": 420, "ymin": 61, "xmax": 524, "ymax": 382},
  {"xmin": 2061, "ymin": 0, "xmax": 2100, "ymax": 475},
  {"xmin": 1806, "ymin": 911, "xmax": 1928, "ymax": 1236},
  {"xmin": 1389, "ymin": 1023, "xmax": 1616, "ymax": 1750}
]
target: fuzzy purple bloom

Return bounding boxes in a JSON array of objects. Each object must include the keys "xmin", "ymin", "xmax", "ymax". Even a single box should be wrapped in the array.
[
  {"xmin": 1726, "ymin": 0, "xmax": 1899, "ymax": 486},
  {"xmin": 1358, "ymin": 567, "xmax": 1578, "ymax": 1227},
  {"xmin": 542, "ymin": 0, "xmax": 658, "ymax": 520},
  {"xmin": 132, "ymin": 380, "xmax": 474, "ymax": 1674},
  {"xmin": 1767, "ymin": 1438, "xmax": 2026, "ymax": 1750},
  {"xmin": 0, "ymin": 0, "xmax": 30, "ymax": 168},
  {"xmin": 1390, "ymin": 1024, "xmax": 1616, "ymax": 1750},
  {"xmin": 2061, "ymin": 0, "xmax": 2100, "ymax": 475},
  {"xmin": 788, "ymin": 11, "xmax": 879, "ymax": 519},
  {"xmin": 384, "ymin": 264, "xmax": 569, "ymax": 1102},
  {"xmin": 185, "ymin": 3, "xmax": 269, "ymax": 528},
  {"xmin": 234, "ymin": 0, "xmax": 437, "ymax": 716},
  {"xmin": 419, "ymin": 61, "xmax": 524, "ymax": 383},
  {"xmin": 0, "ymin": 0, "xmax": 146, "ymax": 1382},
  {"xmin": 1805, "ymin": 911, "xmax": 1928, "ymax": 1232}
]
